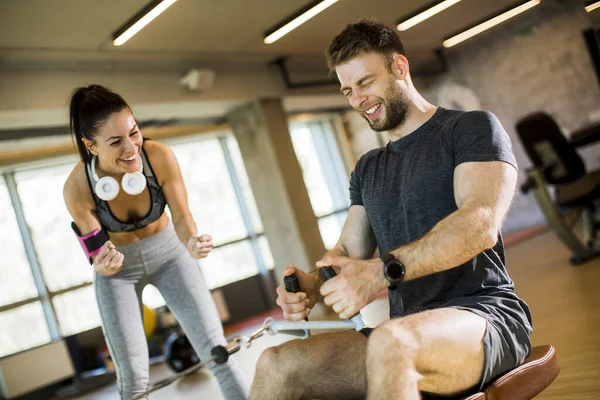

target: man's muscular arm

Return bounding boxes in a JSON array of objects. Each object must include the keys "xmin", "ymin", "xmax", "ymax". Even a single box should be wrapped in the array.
[{"xmin": 386, "ymin": 161, "xmax": 517, "ymax": 282}]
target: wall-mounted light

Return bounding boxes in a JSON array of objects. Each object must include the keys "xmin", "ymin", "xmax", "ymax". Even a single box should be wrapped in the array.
[
  {"xmin": 443, "ymin": 0, "xmax": 540, "ymax": 48},
  {"xmin": 397, "ymin": 0, "xmax": 461, "ymax": 31},
  {"xmin": 113, "ymin": 0, "xmax": 177, "ymax": 47},
  {"xmin": 586, "ymin": 1, "xmax": 600, "ymax": 13},
  {"xmin": 264, "ymin": 0, "xmax": 339, "ymax": 44}
]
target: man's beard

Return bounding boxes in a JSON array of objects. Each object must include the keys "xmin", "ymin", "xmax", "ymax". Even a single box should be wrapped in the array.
[{"xmin": 362, "ymin": 81, "xmax": 410, "ymax": 132}]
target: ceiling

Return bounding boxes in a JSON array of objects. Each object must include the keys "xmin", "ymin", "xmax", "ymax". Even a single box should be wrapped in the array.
[
  {"xmin": 0, "ymin": 0, "xmax": 555, "ymax": 140},
  {"xmin": 0, "ymin": 0, "xmax": 530, "ymax": 73}
]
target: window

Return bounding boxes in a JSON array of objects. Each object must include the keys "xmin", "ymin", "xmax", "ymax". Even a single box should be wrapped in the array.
[
  {"xmin": 142, "ymin": 134, "xmax": 273, "ymax": 308},
  {"xmin": 171, "ymin": 137, "xmax": 249, "ymax": 243},
  {"xmin": 290, "ymin": 119, "xmax": 350, "ymax": 249},
  {"xmin": 13, "ymin": 164, "xmax": 101, "ymax": 337},
  {"xmin": 168, "ymin": 134, "xmax": 273, "ymax": 289},
  {"xmin": 0, "ymin": 176, "xmax": 52, "ymax": 357},
  {"xmin": 225, "ymin": 136, "xmax": 263, "ymax": 234},
  {"xmin": 52, "ymin": 286, "xmax": 100, "ymax": 337},
  {"xmin": 0, "ymin": 176, "xmax": 38, "ymax": 307},
  {"xmin": 0, "ymin": 130, "xmax": 273, "ymax": 357},
  {"xmin": 15, "ymin": 165, "xmax": 93, "ymax": 292},
  {"xmin": 0, "ymin": 302, "xmax": 51, "ymax": 358}
]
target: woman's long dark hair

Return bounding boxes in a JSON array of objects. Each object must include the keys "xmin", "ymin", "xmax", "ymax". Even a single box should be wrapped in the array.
[{"xmin": 69, "ymin": 84, "xmax": 130, "ymax": 164}]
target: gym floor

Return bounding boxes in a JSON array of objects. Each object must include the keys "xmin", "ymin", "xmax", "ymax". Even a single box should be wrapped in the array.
[{"xmin": 53, "ymin": 228, "xmax": 600, "ymax": 400}]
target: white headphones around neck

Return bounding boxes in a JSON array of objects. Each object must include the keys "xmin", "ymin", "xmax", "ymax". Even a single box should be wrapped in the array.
[{"xmin": 91, "ymin": 154, "xmax": 147, "ymax": 201}]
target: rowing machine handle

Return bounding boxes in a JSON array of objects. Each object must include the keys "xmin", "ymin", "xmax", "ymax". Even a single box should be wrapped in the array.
[
  {"xmin": 284, "ymin": 274, "xmax": 301, "ymax": 293},
  {"xmin": 283, "ymin": 273, "xmax": 311, "ymax": 336},
  {"xmin": 318, "ymin": 267, "xmax": 366, "ymax": 331}
]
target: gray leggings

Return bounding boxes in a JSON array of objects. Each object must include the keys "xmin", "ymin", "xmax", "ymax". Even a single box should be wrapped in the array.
[{"xmin": 93, "ymin": 222, "xmax": 249, "ymax": 400}]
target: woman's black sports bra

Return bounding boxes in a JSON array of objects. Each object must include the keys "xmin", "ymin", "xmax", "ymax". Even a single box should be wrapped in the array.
[{"xmin": 85, "ymin": 144, "xmax": 167, "ymax": 233}]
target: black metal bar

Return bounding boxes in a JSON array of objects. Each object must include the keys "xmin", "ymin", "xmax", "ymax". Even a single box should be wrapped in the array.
[
  {"xmin": 272, "ymin": 57, "xmax": 338, "ymax": 90},
  {"xmin": 272, "ymin": 49, "xmax": 448, "ymax": 90}
]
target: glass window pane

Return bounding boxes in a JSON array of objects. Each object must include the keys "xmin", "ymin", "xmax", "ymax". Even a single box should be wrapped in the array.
[
  {"xmin": 290, "ymin": 125, "xmax": 335, "ymax": 216},
  {"xmin": 142, "ymin": 284, "xmax": 166, "ymax": 309},
  {"xmin": 0, "ymin": 302, "xmax": 51, "ymax": 358},
  {"xmin": 199, "ymin": 240, "xmax": 260, "ymax": 289},
  {"xmin": 311, "ymin": 121, "xmax": 351, "ymax": 211},
  {"xmin": 257, "ymin": 235, "xmax": 275, "ymax": 270},
  {"xmin": 0, "ymin": 176, "xmax": 39, "ymax": 306},
  {"xmin": 170, "ymin": 138, "xmax": 248, "ymax": 245},
  {"xmin": 52, "ymin": 286, "xmax": 101, "ymax": 336},
  {"xmin": 226, "ymin": 136, "xmax": 264, "ymax": 233},
  {"xmin": 15, "ymin": 164, "xmax": 93, "ymax": 292},
  {"xmin": 318, "ymin": 212, "xmax": 347, "ymax": 250}
]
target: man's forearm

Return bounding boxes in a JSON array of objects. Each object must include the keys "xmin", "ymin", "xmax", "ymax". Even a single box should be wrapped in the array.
[{"xmin": 389, "ymin": 205, "xmax": 498, "ymax": 282}]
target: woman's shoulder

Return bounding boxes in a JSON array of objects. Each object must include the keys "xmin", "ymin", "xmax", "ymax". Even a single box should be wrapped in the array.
[
  {"xmin": 143, "ymin": 139, "xmax": 178, "ymax": 173},
  {"xmin": 63, "ymin": 161, "xmax": 85, "ymax": 192},
  {"xmin": 63, "ymin": 161, "xmax": 94, "ymax": 209},
  {"xmin": 142, "ymin": 140, "xmax": 179, "ymax": 187},
  {"xmin": 143, "ymin": 138, "xmax": 173, "ymax": 157}
]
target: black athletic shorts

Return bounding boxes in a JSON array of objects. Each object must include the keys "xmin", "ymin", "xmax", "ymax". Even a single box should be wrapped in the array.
[
  {"xmin": 359, "ymin": 327, "xmax": 374, "ymax": 337},
  {"xmin": 360, "ymin": 296, "xmax": 532, "ymax": 394}
]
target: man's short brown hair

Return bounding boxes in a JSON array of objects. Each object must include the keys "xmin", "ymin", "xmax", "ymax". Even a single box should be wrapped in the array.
[{"xmin": 325, "ymin": 19, "xmax": 406, "ymax": 72}]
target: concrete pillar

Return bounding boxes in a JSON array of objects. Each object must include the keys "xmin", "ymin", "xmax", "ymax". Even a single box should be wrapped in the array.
[{"xmin": 227, "ymin": 98, "xmax": 327, "ymax": 285}]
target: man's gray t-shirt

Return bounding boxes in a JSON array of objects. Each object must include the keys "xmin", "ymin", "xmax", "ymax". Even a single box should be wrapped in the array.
[{"xmin": 350, "ymin": 107, "xmax": 532, "ymax": 363}]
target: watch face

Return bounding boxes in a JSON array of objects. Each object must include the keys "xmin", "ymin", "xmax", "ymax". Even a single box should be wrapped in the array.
[{"xmin": 385, "ymin": 261, "xmax": 404, "ymax": 281}]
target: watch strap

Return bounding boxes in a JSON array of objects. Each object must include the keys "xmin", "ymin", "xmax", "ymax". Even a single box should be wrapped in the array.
[{"xmin": 380, "ymin": 252, "xmax": 396, "ymax": 264}]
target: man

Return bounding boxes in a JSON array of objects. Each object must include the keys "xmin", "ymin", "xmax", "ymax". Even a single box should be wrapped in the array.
[{"xmin": 250, "ymin": 19, "xmax": 532, "ymax": 400}]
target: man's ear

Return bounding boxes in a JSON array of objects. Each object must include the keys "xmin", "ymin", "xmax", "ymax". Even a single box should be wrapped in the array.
[{"xmin": 391, "ymin": 54, "xmax": 409, "ymax": 80}]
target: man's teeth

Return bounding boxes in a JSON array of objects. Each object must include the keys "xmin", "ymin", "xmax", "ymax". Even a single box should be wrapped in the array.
[{"xmin": 365, "ymin": 104, "xmax": 380, "ymax": 115}]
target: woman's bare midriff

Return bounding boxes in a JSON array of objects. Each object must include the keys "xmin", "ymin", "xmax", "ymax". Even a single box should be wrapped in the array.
[{"xmin": 107, "ymin": 212, "xmax": 170, "ymax": 246}]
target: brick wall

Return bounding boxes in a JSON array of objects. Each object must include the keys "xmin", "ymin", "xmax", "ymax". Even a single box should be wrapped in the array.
[{"xmin": 440, "ymin": 0, "xmax": 600, "ymax": 232}]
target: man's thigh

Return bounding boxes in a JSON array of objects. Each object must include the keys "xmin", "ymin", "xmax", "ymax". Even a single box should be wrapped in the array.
[
  {"xmin": 271, "ymin": 329, "xmax": 368, "ymax": 399},
  {"xmin": 381, "ymin": 307, "xmax": 487, "ymax": 396}
]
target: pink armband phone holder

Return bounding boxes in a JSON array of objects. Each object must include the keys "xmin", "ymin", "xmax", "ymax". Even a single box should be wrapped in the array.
[{"xmin": 71, "ymin": 222, "xmax": 110, "ymax": 264}]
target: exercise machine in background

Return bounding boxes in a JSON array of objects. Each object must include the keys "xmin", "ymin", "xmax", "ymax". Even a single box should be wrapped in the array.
[{"xmin": 516, "ymin": 112, "xmax": 600, "ymax": 265}]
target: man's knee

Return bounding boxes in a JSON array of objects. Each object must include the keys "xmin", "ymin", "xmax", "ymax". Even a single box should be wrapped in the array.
[
  {"xmin": 367, "ymin": 319, "xmax": 420, "ymax": 361},
  {"xmin": 256, "ymin": 346, "xmax": 280, "ymax": 375},
  {"xmin": 255, "ymin": 343, "xmax": 297, "ymax": 380},
  {"xmin": 252, "ymin": 342, "xmax": 309, "ymax": 400}
]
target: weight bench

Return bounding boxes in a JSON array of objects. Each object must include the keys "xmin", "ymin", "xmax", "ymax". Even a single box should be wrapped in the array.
[{"xmin": 423, "ymin": 345, "xmax": 559, "ymax": 400}]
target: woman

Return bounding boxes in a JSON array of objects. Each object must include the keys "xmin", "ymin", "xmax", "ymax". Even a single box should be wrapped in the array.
[{"xmin": 63, "ymin": 84, "xmax": 249, "ymax": 399}]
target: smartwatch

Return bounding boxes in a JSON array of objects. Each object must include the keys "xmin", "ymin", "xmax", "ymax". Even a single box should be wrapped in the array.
[{"xmin": 380, "ymin": 253, "xmax": 405, "ymax": 288}]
